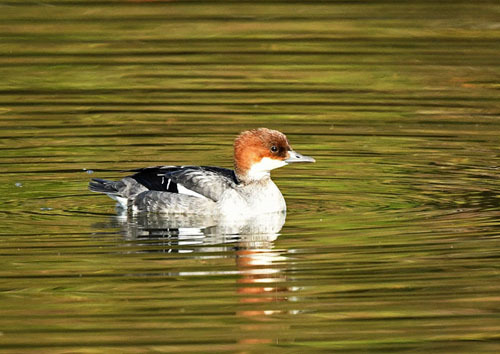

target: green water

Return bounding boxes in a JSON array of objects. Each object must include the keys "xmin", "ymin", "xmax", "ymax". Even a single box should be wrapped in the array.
[{"xmin": 1, "ymin": 1, "xmax": 500, "ymax": 352}]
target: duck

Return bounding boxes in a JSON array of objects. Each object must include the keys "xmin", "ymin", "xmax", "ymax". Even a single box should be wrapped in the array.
[{"xmin": 89, "ymin": 128, "xmax": 315, "ymax": 216}]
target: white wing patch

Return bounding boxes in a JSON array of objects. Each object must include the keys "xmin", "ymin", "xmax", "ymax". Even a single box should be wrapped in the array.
[{"xmin": 177, "ymin": 183, "xmax": 207, "ymax": 199}]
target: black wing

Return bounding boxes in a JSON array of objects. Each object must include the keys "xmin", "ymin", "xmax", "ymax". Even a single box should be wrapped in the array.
[
  {"xmin": 127, "ymin": 165, "xmax": 239, "ymax": 202},
  {"xmin": 127, "ymin": 166, "xmax": 180, "ymax": 193}
]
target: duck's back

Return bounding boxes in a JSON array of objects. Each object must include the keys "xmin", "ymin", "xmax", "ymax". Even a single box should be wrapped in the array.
[{"xmin": 89, "ymin": 165, "xmax": 240, "ymax": 214}]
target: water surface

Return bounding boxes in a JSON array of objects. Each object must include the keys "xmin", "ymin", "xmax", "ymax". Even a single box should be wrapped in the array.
[{"xmin": 1, "ymin": 1, "xmax": 500, "ymax": 352}]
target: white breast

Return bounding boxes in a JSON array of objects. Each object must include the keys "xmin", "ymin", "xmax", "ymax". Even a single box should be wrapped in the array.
[{"xmin": 217, "ymin": 179, "xmax": 286, "ymax": 217}]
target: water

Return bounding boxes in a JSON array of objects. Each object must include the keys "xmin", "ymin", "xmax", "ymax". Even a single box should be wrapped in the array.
[{"xmin": 1, "ymin": 1, "xmax": 500, "ymax": 352}]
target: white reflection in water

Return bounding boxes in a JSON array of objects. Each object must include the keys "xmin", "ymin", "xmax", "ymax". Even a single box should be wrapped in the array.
[
  {"xmin": 113, "ymin": 209, "xmax": 286, "ymax": 239},
  {"xmin": 104, "ymin": 211, "xmax": 298, "ymax": 322}
]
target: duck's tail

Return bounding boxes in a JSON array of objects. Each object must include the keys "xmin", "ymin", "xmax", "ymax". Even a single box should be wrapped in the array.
[{"xmin": 88, "ymin": 178, "xmax": 121, "ymax": 194}]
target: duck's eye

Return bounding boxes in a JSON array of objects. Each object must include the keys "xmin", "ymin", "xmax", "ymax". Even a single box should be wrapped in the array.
[{"xmin": 270, "ymin": 145, "xmax": 278, "ymax": 153}]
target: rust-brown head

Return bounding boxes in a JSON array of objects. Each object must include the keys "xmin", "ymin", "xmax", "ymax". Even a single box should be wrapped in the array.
[{"xmin": 233, "ymin": 128, "xmax": 315, "ymax": 183}]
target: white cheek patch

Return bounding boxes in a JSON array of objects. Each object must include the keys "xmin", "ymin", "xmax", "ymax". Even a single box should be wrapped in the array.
[
  {"xmin": 177, "ymin": 184, "xmax": 206, "ymax": 199},
  {"xmin": 247, "ymin": 157, "xmax": 287, "ymax": 180}
]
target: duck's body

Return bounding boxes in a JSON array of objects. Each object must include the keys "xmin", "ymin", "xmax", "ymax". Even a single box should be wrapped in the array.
[{"xmin": 89, "ymin": 128, "xmax": 315, "ymax": 216}]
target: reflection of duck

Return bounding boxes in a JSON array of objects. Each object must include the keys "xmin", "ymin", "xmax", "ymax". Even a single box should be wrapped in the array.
[
  {"xmin": 113, "ymin": 210, "xmax": 286, "ymax": 241},
  {"xmin": 100, "ymin": 210, "xmax": 295, "ymax": 342},
  {"xmin": 108, "ymin": 210, "xmax": 289, "ymax": 297},
  {"xmin": 89, "ymin": 128, "xmax": 314, "ymax": 216}
]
